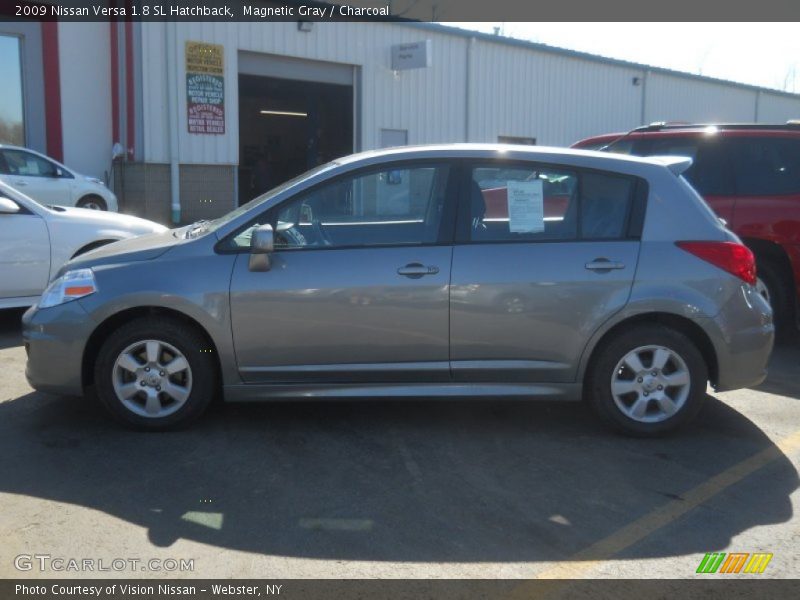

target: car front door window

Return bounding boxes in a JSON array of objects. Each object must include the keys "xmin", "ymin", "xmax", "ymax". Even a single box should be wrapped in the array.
[
  {"xmin": 2, "ymin": 150, "xmax": 57, "ymax": 178},
  {"xmin": 230, "ymin": 164, "xmax": 450, "ymax": 251},
  {"xmin": 0, "ymin": 149, "xmax": 67, "ymax": 205}
]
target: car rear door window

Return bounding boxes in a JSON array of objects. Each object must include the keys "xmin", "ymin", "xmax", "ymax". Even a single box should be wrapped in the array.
[
  {"xmin": 468, "ymin": 165, "xmax": 578, "ymax": 242},
  {"xmin": 465, "ymin": 164, "xmax": 636, "ymax": 242},
  {"xmin": 730, "ymin": 137, "xmax": 800, "ymax": 196}
]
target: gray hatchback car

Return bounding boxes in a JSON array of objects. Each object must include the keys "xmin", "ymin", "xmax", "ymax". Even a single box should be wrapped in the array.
[{"xmin": 23, "ymin": 145, "xmax": 774, "ymax": 435}]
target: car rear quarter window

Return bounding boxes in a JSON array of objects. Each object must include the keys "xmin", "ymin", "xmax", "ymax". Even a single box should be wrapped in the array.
[{"xmin": 729, "ymin": 137, "xmax": 800, "ymax": 196}]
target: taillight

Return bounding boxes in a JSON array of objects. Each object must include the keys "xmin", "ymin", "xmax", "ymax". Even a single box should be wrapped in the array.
[{"xmin": 676, "ymin": 241, "xmax": 757, "ymax": 285}]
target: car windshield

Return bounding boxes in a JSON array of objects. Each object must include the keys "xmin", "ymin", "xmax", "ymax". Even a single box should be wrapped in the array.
[
  {"xmin": 0, "ymin": 180, "xmax": 51, "ymax": 212},
  {"xmin": 204, "ymin": 161, "xmax": 339, "ymax": 234}
]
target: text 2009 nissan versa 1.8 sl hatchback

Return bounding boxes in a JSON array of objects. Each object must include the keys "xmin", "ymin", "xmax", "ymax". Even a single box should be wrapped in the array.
[{"xmin": 23, "ymin": 145, "xmax": 774, "ymax": 435}]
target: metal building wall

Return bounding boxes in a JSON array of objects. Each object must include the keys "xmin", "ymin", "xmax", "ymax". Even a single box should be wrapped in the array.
[
  {"xmin": 137, "ymin": 21, "xmax": 800, "ymax": 165},
  {"xmin": 466, "ymin": 37, "xmax": 644, "ymax": 146},
  {"xmin": 140, "ymin": 21, "xmax": 469, "ymax": 165},
  {"xmin": 758, "ymin": 91, "xmax": 800, "ymax": 122},
  {"xmin": 58, "ymin": 22, "xmax": 113, "ymax": 179},
  {"xmin": 644, "ymin": 72, "xmax": 758, "ymax": 124}
]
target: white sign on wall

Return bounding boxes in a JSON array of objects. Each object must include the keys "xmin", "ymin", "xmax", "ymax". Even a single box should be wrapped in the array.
[{"xmin": 391, "ymin": 40, "xmax": 432, "ymax": 70}]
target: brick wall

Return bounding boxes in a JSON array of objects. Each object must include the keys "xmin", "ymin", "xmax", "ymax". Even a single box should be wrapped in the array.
[{"xmin": 113, "ymin": 162, "xmax": 235, "ymax": 225}]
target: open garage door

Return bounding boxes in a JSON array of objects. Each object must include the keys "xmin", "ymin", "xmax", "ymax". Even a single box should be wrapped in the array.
[{"xmin": 238, "ymin": 52, "xmax": 355, "ymax": 205}]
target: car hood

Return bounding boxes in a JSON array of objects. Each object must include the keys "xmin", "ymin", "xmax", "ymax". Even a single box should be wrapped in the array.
[
  {"xmin": 60, "ymin": 228, "xmax": 181, "ymax": 274},
  {"xmin": 48, "ymin": 205, "xmax": 165, "ymax": 232}
]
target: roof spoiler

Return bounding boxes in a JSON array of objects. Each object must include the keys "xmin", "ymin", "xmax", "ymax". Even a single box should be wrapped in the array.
[{"xmin": 648, "ymin": 155, "xmax": 693, "ymax": 176}]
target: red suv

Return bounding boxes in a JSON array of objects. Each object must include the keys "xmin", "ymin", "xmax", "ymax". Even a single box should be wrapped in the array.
[{"xmin": 573, "ymin": 123, "xmax": 800, "ymax": 335}]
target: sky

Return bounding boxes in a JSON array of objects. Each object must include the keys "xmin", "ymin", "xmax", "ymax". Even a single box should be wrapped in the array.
[{"xmin": 445, "ymin": 23, "xmax": 800, "ymax": 94}]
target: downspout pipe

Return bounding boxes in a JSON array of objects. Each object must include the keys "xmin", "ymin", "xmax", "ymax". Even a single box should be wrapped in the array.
[{"xmin": 166, "ymin": 22, "xmax": 181, "ymax": 224}]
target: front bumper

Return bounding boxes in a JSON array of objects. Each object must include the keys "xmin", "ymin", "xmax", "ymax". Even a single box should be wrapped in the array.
[
  {"xmin": 23, "ymin": 301, "xmax": 94, "ymax": 396},
  {"xmin": 105, "ymin": 191, "xmax": 119, "ymax": 212}
]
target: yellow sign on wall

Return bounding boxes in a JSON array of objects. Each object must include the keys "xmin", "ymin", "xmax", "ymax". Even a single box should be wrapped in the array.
[
  {"xmin": 186, "ymin": 41, "xmax": 224, "ymax": 76},
  {"xmin": 186, "ymin": 41, "xmax": 225, "ymax": 135}
]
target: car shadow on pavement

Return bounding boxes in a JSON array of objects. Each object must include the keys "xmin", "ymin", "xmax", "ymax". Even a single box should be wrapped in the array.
[
  {"xmin": 0, "ymin": 308, "xmax": 25, "ymax": 350},
  {"xmin": 0, "ymin": 383, "xmax": 796, "ymax": 564},
  {"xmin": 754, "ymin": 339, "xmax": 800, "ymax": 400}
]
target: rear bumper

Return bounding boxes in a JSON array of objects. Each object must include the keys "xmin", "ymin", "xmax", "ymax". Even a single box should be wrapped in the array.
[
  {"xmin": 22, "ymin": 301, "xmax": 93, "ymax": 396},
  {"xmin": 704, "ymin": 285, "xmax": 774, "ymax": 392}
]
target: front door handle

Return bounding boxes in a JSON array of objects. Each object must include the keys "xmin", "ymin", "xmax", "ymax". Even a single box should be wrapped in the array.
[
  {"xmin": 397, "ymin": 263, "xmax": 439, "ymax": 278},
  {"xmin": 585, "ymin": 258, "xmax": 625, "ymax": 271},
  {"xmin": 14, "ymin": 180, "xmax": 27, "ymax": 186}
]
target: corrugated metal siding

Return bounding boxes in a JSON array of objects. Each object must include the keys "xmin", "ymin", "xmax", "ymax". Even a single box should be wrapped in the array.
[
  {"xmin": 467, "ymin": 39, "xmax": 644, "ymax": 146},
  {"xmin": 58, "ymin": 22, "xmax": 112, "ymax": 177},
  {"xmin": 644, "ymin": 73, "xmax": 757, "ymax": 123},
  {"xmin": 141, "ymin": 23, "xmax": 169, "ymax": 163},
  {"xmin": 138, "ymin": 22, "xmax": 800, "ymax": 165},
  {"xmin": 142, "ymin": 22, "xmax": 468, "ymax": 164},
  {"xmin": 758, "ymin": 92, "xmax": 800, "ymax": 122}
]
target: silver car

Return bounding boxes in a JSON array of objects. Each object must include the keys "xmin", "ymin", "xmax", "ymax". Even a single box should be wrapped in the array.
[{"xmin": 22, "ymin": 145, "xmax": 774, "ymax": 435}]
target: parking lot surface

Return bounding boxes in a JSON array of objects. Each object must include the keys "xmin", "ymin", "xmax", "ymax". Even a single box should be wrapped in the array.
[{"xmin": 0, "ymin": 307, "xmax": 798, "ymax": 579}]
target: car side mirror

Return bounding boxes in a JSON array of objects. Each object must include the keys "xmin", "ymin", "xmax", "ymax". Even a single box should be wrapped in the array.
[
  {"xmin": 248, "ymin": 223, "xmax": 274, "ymax": 272},
  {"xmin": 0, "ymin": 197, "xmax": 20, "ymax": 214}
]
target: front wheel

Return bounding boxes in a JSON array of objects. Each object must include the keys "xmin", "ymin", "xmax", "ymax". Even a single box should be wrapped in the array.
[
  {"xmin": 76, "ymin": 195, "xmax": 107, "ymax": 210},
  {"xmin": 94, "ymin": 317, "xmax": 217, "ymax": 430},
  {"xmin": 586, "ymin": 324, "xmax": 708, "ymax": 436}
]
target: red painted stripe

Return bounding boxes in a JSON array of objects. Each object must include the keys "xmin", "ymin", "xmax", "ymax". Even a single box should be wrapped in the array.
[
  {"xmin": 41, "ymin": 22, "xmax": 62, "ymax": 161},
  {"xmin": 125, "ymin": 18, "xmax": 135, "ymax": 160},
  {"xmin": 110, "ymin": 21, "xmax": 120, "ymax": 143}
]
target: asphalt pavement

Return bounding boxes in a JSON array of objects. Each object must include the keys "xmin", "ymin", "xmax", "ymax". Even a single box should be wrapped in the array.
[{"xmin": 0, "ymin": 307, "xmax": 798, "ymax": 579}]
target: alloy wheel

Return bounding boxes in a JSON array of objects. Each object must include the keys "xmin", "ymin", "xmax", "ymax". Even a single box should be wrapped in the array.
[
  {"xmin": 112, "ymin": 339, "xmax": 193, "ymax": 418},
  {"xmin": 610, "ymin": 345, "xmax": 691, "ymax": 423}
]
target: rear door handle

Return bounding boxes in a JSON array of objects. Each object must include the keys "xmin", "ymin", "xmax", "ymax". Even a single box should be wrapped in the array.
[
  {"xmin": 397, "ymin": 263, "xmax": 439, "ymax": 278},
  {"xmin": 14, "ymin": 180, "xmax": 27, "ymax": 186},
  {"xmin": 585, "ymin": 258, "xmax": 625, "ymax": 271}
]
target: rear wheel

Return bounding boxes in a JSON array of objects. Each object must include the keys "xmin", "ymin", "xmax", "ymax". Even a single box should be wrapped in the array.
[
  {"xmin": 94, "ymin": 317, "xmax": 216, "ymax": 430},
  {"xmin": 76, "ymin": 195, "xmax": 107, "ymax": 210},
  {"xmin": 586, "ymin": 324, "xmax": 707, "ymax": 436}
]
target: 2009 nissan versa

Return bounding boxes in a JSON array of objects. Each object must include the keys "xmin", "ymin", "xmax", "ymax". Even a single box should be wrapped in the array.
[{"xmin": 23, "ymin": 145, "xmax": 774, "ymax": 435}]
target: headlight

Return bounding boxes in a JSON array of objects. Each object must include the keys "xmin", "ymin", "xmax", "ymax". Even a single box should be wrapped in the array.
[
  {"xmin": 39, "ymin": 269, "xmax": 98, "ymax": 308},
  {"xmin": 86, "ymin": 176, "xmax": 105, "ymax": 186}
]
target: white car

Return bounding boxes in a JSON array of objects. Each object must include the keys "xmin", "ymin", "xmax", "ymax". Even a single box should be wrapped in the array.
[
  {"xmin": 0, "ymin": 144, "xmax": 119, "ymax": 211},
  {"xmin": 0, "ymin": 180, "xmax": 167, "ymax": 309}
]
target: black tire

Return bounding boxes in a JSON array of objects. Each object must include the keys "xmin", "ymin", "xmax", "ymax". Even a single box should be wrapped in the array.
[
  {"xmin": 94, "ymin": 317, "xmax": 217, "ymax": 430},
  {"xmin": 757, "ymin": 260, "xmax": 796, "ymax": 340},
  {"xmin": 586, "ymin": 324, "xmax": 708, "ymax": 437},
  {"xmin": 76, "ymin": 195, "xmax": 107, "ymax": 211}
]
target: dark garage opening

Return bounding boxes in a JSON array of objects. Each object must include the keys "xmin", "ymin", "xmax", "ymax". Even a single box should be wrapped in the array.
[{"xmin": 238, "ymin": 74, "xmax": 353, "ymax": 206}]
